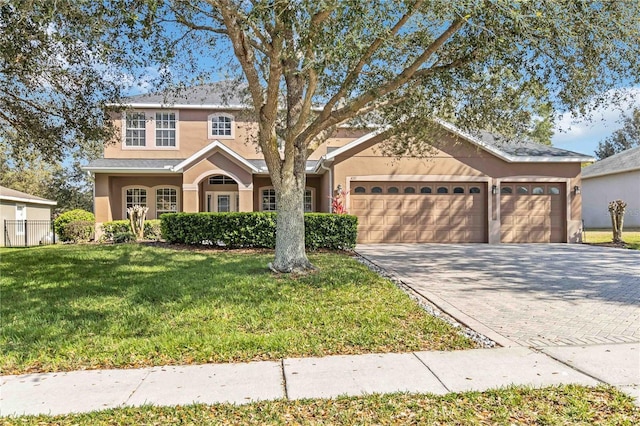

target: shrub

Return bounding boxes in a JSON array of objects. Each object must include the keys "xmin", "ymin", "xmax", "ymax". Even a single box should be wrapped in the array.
[
  {"xmin": 54, "ymin": 209, "xmax": 95, "ymax": 242},
  {"xmin": 161, "ymin": 212, "xmax": 357, "ymax": 250},
  {"xmin": 63, "ymin": 220, "xmax": 94, "ymax": 243},
  {"xmin": 101, "ymin": 219, "xmax": 163, "ymax": 242},
  {"xmin": 113, "ymin": 231, "xmax": 136, "ymax": 244},
  {"xmin": 305, "ymin": 213, "xmax": 358, "ymax": 250},
  {"xmin": 144, "ymin": 219, "xmax": 162, "ymax": 241}
]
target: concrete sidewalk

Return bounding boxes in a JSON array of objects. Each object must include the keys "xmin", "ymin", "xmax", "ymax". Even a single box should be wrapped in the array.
[{"xmin": 2, "ymin": 343, "xmax": 638, "ymax": 417}]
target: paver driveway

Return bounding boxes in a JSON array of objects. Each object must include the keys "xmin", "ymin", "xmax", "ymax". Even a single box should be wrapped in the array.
[{"xmin": 357, "ymin": 244, "xmax": 640, "ymax": 347}]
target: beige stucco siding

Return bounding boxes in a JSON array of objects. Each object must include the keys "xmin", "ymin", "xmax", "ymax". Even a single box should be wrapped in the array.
[
  {"xmin": 105, "ymin": 110, "xmax": 261, "ymax": 160},
  {"xmin": 582, "ymin": 170, "xmax": 640, "ymax": 228},
  {"xmin": 332, "ymin": 136, "xmax": 583, "ymax": 243},
  {"xmin": 94, "ymin": 175, "xmax": 183, "ymax": 223}
]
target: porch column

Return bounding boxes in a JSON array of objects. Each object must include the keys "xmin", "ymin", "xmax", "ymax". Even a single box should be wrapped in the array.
[
  {"xmin": 238, "ymin": 186, "xmax": 254, "ymax": 212},
  {"xmin": 94, "ymin": 174, "xmax": 113, "ymax": 223},
  {"xmin": 182, "ymin": 184, "xmax": 199, "ymax": 212}
]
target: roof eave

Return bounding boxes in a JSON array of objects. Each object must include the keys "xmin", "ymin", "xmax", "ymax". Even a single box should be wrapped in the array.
[
  {"xmin": 582, "ymin": 166, "xmax": 640, "ymax": 180},
  {"xmin": 82, "ymin": 167, "xmax": 176, "ymax": 174},
  {"xmin": 107, "ymin": 103, "xmax": 249, "ymax": 110},
  {"xmin": 0, "ymin": 195, "xmax": 57, "ymax": 205}
]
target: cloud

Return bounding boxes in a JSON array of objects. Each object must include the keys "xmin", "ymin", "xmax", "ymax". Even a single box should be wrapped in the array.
[{"xmin": 552, "ymin": 86, "xmax": 640, "ymax": 150}]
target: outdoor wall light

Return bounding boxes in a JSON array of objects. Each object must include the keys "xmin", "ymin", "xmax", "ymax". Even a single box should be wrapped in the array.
[
  {"xmin": 574, "ymin": 185, "xmax": 581, "ymax": 195},
  {"xmin": 491, "ymin": 185, "xmax": 498, "ymax": 195}
]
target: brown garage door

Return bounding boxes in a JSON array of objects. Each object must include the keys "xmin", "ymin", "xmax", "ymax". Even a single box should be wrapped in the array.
[
  {"xmin": 500, "ymin": 182, "xmax": 565, "ymax": 243},
  {"xmin": 351, "ymin": 182, "xmax": 487, "ymax": 244}
]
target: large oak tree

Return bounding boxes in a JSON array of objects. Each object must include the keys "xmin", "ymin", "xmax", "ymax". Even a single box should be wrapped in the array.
[
  {"xmin": 3, "ymin": 1, "xmax": 639, "ymax": 272},
  {"xmin": 131, "ymin": 0, "xmax": 639, "ymax": 272}
]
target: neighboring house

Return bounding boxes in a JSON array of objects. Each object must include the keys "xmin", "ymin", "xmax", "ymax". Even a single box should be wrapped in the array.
[
  {"xmin": 85, "ymin": 83, "xmax": 592, "ymax": 244},
  {"xmin": 582, "ymin": 146, "xmax": 640, "ymax": 228},
  {"xmin": 0, "ymin": 186, "xmax": 57, "ymax": 247}
]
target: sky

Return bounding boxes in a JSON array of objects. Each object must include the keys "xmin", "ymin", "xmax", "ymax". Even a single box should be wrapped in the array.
[{"xmin": 551, "ymin": 86, "xmax": 640, "ymax": 156}]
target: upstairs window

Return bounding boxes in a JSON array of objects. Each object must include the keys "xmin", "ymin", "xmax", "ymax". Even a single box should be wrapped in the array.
[
  {"xmin": 125, "ymin": 112, "xmax": 146, "ymax": 146},
  {"xmin": 155, "ymin": 112, "xmax": 176, "ymax": 147},
  {"xmin": 209, "ymin": 113, "xmax": 234, "ymax": 138}
]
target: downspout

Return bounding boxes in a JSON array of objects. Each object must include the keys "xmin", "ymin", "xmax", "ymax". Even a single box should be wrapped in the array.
[{"xmin": 318, "ymin": 158, "xmax": 333, "ymax": 213}]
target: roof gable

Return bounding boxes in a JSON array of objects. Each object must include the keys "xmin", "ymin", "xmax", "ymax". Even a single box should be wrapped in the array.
[
  {"xmin": 318, "ymin": 120, "xmax": 593, "ymax": 167},
  {"xmin": 171, "ymin": 140, "xmax": 260, "ymax": 173}
]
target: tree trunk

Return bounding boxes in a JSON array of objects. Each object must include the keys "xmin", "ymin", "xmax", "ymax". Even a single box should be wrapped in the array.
[
  {"xmin": 269, "ymin": 180, "xmax": 314, "ymax": 273},
  {"xmin": 268, "ymin": 143, "xmax": 315, "ymax": 274}
]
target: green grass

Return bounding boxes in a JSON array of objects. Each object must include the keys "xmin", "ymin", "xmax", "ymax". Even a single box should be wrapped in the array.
[
  {"xmin": 0, "ymin": 244, "xmax": 474, "ymax": 374},
  {"xmin": 3, "ymin": 385, "xmax": 638, "ymax": 425},
  {"xmin": 583, "ymin": 230, "xmax": 640, "ymax": 250}
]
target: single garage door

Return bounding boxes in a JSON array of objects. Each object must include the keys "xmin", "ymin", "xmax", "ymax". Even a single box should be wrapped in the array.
[
  {"xmin": 500, "ymin": 182, "xmax": 565, "ymax": 243},
  {"xmin": 351, "ymin": 182, "xmax": 487, "ymax": 244}
]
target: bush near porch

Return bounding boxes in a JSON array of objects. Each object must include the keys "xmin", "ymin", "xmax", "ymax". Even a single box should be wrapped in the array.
[
  {"xmin": 0, "ymin": 244, "xmax": 474, "ymax": 374},
  {"xmin": 101, "ymin": 220, "xmax": 162, "ymax": 242},
  {"xmin": 160, "ymin": 212, "xmax": 358, "ymax": 250}
]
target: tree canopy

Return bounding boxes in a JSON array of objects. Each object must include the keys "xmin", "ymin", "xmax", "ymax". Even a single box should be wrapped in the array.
[
  {"xmin": 2, "ymin": 1, "xmax": 639, "ymax": 271},
  {"xmin": 594, "ymin": 108, "xmax": 640, "ymax": 160}
]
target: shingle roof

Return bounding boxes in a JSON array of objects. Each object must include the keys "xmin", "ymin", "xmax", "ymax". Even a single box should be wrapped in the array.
[
  {"xmin": 0, "ymin": 186, "xmax": 57, "ymax": 205},
  {"xmin": 475, "ymin": 130, "xmax": 591, "ymax": 159},
  {"xmin": 123, "ymin": 81, "xmax": 250, "ymax": 107},
  {"xmin": 582, "ymin": 146, "xmax": 640, "ymax": 179}
]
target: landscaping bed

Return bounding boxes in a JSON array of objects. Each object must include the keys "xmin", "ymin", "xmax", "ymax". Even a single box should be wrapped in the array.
[
  {"xmin": 0, "ymin": 244, "xmax": 475, "ymax": 374},
  {"xmin": 3, "ymin": 385, "xmax": 638, "ymax": 425},
  {"xmin": 582, "ymin": 230, "xmax": 640, "ymax": 250}
]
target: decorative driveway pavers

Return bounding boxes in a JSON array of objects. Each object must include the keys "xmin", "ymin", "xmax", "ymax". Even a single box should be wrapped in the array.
[{"xmin": 356, "ymin": 244, "xmax": 640, "ymax": 347}]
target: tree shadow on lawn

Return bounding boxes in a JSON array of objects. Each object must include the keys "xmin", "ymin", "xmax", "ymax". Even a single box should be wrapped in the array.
[{"xmin": 1, "ymin": 244, "xmax": 398, "ymax": 372}]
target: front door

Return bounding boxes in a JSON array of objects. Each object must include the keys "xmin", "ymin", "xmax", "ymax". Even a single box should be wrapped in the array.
[{"xmin": 206, "ymin": 191, "xmax": 239, "ymax": 212}]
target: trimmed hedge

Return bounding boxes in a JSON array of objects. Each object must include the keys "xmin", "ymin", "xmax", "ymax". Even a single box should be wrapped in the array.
[
  {"xmin": 54, "ymin": 209, "xmax": 95, "ymax": 242},
  {"xmin": 101, "ymin": 219, "xmax": 162, "ymax": 241},
  {"xmin": 161, "ymin": 212, "xmax": 357, "ymax": 250}
]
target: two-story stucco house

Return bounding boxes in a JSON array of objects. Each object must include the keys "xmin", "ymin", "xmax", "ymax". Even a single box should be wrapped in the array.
[{"xmin": 85, "ymin": 83, "xmax": 592, "ymax": 244}]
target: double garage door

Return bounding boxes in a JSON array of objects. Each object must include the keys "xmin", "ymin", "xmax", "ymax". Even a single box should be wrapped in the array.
[
  {"xmin": 351, "ymin": 181, "xmax": 566, "ymax": 244},
  {"xmin": 351, "ymin": 182, "xmax": 488, "ymax": 244}
]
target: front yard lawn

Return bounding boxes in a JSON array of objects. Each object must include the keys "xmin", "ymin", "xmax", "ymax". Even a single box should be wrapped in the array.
[
  {"xmin": 4, "ymin": 385, "xmax": 638, "ymax": 425},
  {"xmin": 583, "ymin": 230, "xmax": 640, "ymax": 250},
  {"xmin": 0, "ymin": 244, "xmax": 474, "ymax": 374}
]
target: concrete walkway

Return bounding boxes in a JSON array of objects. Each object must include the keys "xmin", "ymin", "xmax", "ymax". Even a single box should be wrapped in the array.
[{"xmin": 2, "ymin": 343, "xmax": 638, "ymax": 417}]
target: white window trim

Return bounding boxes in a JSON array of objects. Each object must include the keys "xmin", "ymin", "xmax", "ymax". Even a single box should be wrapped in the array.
[
  {"xmin": 122, "ymin": 186, "xmax": 150, "ymax": 219},
  {"xmin": 207, "ymin": 112, "xmax": 235, "ymax": 140},
  {"xmin": 122, "ymin": 110, "xmax": 180, "ymax": 150},
  {"xmin": 258, "ymin": 186, "xmax": 315, "ymax": 212},
  {"xmin": 154, "ymin": 185, "xmax": 181, "ymax": 219}
]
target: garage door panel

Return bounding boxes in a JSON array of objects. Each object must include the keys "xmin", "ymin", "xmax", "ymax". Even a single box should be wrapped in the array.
[
  {"xmin": 368, "ymin": 215, "xmax": 385, "ymax": 226},
  {"xmin": 369, "ymin": 200, "xmax": 385, "ymax": 209},
  {"xmin": 385, "ymin": 215, "xmax": 402, "ymax": 226},
  {"xmin": 402, "ymin": 215, "xmax": 417, "ymax": 225},
  {"xmin": 402, "ymin": 231, "xmax": 417, "ymax": 242},
  {"xmin": 384, "ymin": 230, "xmax": 403, "ymax": 243}
]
